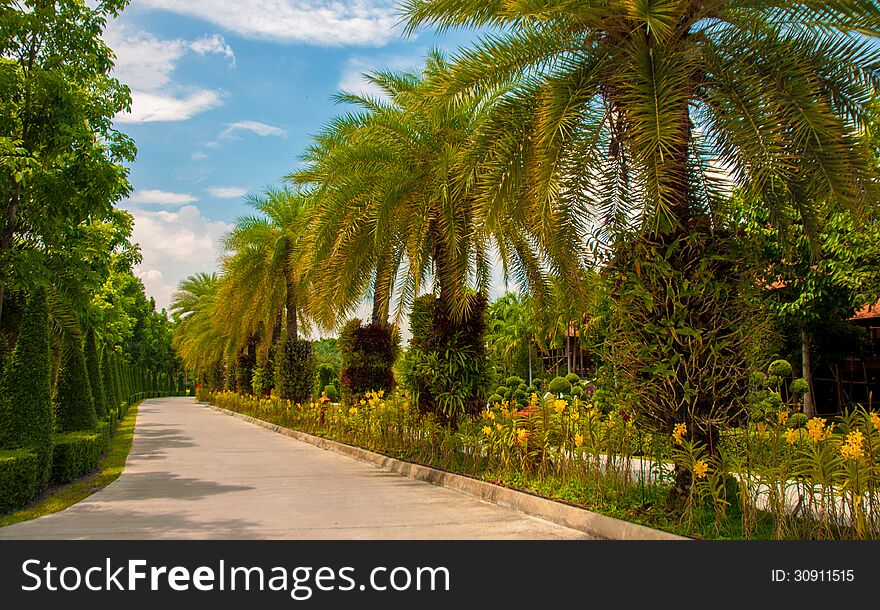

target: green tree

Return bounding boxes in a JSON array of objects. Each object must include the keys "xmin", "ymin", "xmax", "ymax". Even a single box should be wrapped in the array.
[
  {"xmin": 0, "ymin": 0, "xmax": 135, "ymax": 321},
  {"xmin": 101, "ymin": 346, "xmax": 118, "ymax": 414},
  {"xmin": 0, "ymin": 287, "xmax": 52, "ymax": 478},
  {"xmin": 53, "ymin": 331, "xmax": 96, "ymax": 432}
]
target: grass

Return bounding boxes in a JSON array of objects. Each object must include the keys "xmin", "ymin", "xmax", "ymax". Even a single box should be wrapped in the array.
[{"xmin": 0, "ymin": 401, "xmax": 141, "ymax": 528}]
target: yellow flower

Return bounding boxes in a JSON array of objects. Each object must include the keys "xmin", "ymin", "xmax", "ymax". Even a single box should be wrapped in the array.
[
  {"xmin": 570, "ymin": 411, "xmax": 580, "ymax": 422},
  {"xmin": 377, "ymin": 389, "xmax": 384, "ymax": 398},
  {"xmin": 531, "ymin": 393, "xmax": 538, "ymax": 405},
  {"xmin": 359, "ymin": 399, "xmax": 366, "ymax": 406},
  {"xmin": 784, "ymin": 428, "xmax": 799, "ymax": 445},
  {"xmin": 554, "ymin": 399, "xmax": 566, "ymax": 415},
  {"xmin": 574, "ymin": 433, "xmax": 584, "ymax": 448},
  {"xmin": 348, "ymin": 407, "xmax": 358, "ymax": 416},
  {"xmin": 870, "ymin": 411, "xmax": 880, "ymax": 431},
  {"xmin": 495, "ymin": 423, "xmax": 502, "ymax": 432},
  {"xmin": 840, "ymin": 430, "xmax": 865, "ymax": 461},
  {"xmin": 806, "ymin": 417, "xmax": 828, "ymax": 442},
  {"xmin": 488, "ymin": 411, "xmax": 496, "ymax": 420},
  {"xmin": 756, "ymin": 423, "xmax": 767, "ymax": 436},
  {"xmin": 482, "ymin": 426, "xmax": 492, "ymax": 436},
  {"xmin": 672, "ymin": 422, "xmax": 687, "ymax": 445},
  {"xmin": 693, "ymin": 460, "xmax": 708, "ymax": 479},
  {"xmin": 516, "ymin": 428, "xmax": 529, "ymax": 444},
  {"xmin": 777, "ymin": 410, "xmax": 790, "ymax": 425}
]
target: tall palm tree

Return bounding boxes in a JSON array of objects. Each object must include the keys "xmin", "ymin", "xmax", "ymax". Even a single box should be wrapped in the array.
[
  {"xmin": 169, "ymin": 272, "xmax": 228, "ymax": 382},
  {"xmin": 294, "ymin": 51, "xmax": 579, "ymax": 326},
  {"xmin": 403, "ymin": 1, "xmax": 880, "ymax": 243}
]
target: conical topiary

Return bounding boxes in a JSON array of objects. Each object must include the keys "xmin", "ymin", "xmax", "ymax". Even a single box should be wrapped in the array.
[
  {"xmin": 54, "ymin": 333, "xmax": 97, "ymax": 432},
  {"xmin": 0, "ymin": 288, "xmax": 53, "ymax": 476},
  {"xmin": 84, "ymin": 328, "xmax": 107, "ymax": 418},
  {"xmin": 101, "ymin": 346, "xmax": 118, "ymax": 413}
]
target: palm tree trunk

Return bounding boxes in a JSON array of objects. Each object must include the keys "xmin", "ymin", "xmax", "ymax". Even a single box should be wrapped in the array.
[
  {"xmin": 285, "ymin": 274, "xmax": 297, "ymax": 342},
  {"xmin": 528, "ymin": 341, "xmax": 533, "ymax": 386},
  {"xmin": 802, "ymin": 328, "xmax": 815, "ymax": 418}
]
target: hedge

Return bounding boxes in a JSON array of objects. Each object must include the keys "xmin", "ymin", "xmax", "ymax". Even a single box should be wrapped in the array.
[
  {"xmin": 0, "ymin": 449, "xmax": 45, "ymax": 513},
  {"xmin": 0, "ymin": 288, "xmax": 53, "ymax": 488},
  {"xmin": 276, "ymin": 338, "xmax": 316, "ymax": 403},
  {"xmin": 85, "ymin": 329, "xmax": 108, "ymax": 418},
  {"xmin": 54, "ymin": 334, "xmax": 98, "ymax": 433},
  {"xmin": 338, "ymin": 319, "xmax": 399, "ymax": 400},
  {"xmin": 50, "ymin": 425, "xmax": 110, "ymax": 484}
]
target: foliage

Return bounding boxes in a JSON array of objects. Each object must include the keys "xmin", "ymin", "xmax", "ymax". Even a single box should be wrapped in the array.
[
  {"xmin": 547, "ymin": 376, "xmax": 571, "ymax": 397},
  {"xmin": 0, "ymin": 288, "xmax": 52, "ymax": 480},
  {"xmin": 323, "ymin": 384, "xmax": 339, "ymax": 403},
  {"xmin": 0, "ymin": 448, "xmax": 43, "ymax": 514},
  {"xmin": 402, "ymin": 293, "xmax": 491, "ymax": 423},
  {"xmin": 604, "ymin": 227, "xmax": 759, "ymax": 442},
  {"xmin": 53, "ymin": 333, "xmax": 97, "ymax": 432},
  {"xmin": 49, "ymin": 427, "xmax": 109, "ymax": 484},
  {"xmin": 338, "ymin": 319, "xmax": 399, "ymax": 400},
  {"xmin": 276, "ymin": 338, "xmax": 315, "ymax": 404},
  {"xmin": 84, "ymin": 328, "xmax": 107, "ymax": 417}
]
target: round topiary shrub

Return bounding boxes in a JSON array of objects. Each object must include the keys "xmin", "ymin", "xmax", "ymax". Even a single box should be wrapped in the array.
[
  {"xmin": 789, "ymin": 378, "xmax": 809, "ymax": 396},
  {"xmin": 506, "ymin": 376, "xmax": 525, "ymax": 389},
  {"xmin": 548, "ymin": 376, "xmax": 571, "ymax": 396},
  {"xmin": 495, "ymin": 386, "xmax": 509, "ymax": 399},
  {"xmin": 768, "ymin": 359, "xmax": 792, "ymax": 378},
  {"xmin": 565, "ymin": 372, "xmax": 580, "ymax": 385},
  {"xmin": 533, "ymin": 379, "xmax": 543, "ymax": 391},
  {"xmin": 571, "ymin": 385, "xmax": 585, "ymax": 398},
  {"xmin": 517, "ymin": 383, "xmax": 528, "ymax": 392},
  {"xmin": 323, "ymin": 384, "xmax": 339, "ymax": 402},
  {"xmin": 512, "ymin": 388, "xmax": 526, "ymax": 401},
  {"xmin": 487, "ymin": 393, "xmax": 503, "ymax": 405},
  {"xmin": 338, "ymin": 319, "xmax": 399, "ymax": 400}
]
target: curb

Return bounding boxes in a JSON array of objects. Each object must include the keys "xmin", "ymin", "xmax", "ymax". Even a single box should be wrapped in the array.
[{"xmin": 200, "ymin": 402, "xmax": 686, "ymax": 541}]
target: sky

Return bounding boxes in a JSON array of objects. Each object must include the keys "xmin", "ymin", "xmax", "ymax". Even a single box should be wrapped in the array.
[{"xmin": 107, "ymin": 0, "xmax": 487, "ymax": 320}]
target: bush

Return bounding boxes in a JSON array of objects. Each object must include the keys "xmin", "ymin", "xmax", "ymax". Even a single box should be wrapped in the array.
[
  {"xmin": 402, "ymin": 293, "xmax": 491, "ymax": 424},
  {"xmin": 571, "ymin": 385, "xmax": 585, "ymax": 398},
  {"xmin": 84, "ymin": 329, "xmax": 107, "ymax": 418},
  {"xmin": 102, "ymin": 347, "xmax": 119, "ymax": 414},
  {"xmin": 338, "ymin": 319, "xmax": 399, "ymax": 400},
  {"xmin": 487, "ymin": 393, "xmax": 503, "ymax": 405},
  {"xmin": 0, "ymin": 288, "xmax": 53, "ymax": 488},
  {"xmin": 323, "ymin": 384, "xmax": 339, "ymax": 402},
  {"xmin": 252, "ymin": 365, "xmax": 274, "ymax": 397},
  {"xmin": 276, "ymin": 338, "xmax": 316, "ymax": 403},
  {"xmin": 565, "ymin": 372, "xmax": 580, "ymax": 385},
  {"xmin": 789, "ymin": 378, "xmax": 809, "ymax": 396},
  {"xmin": 0, "ymin": 449, "xmax": 44, "ymax": 514},
  {"xmin": 54, "ymin": 335, "xmax": 97, "ymax": 433},
  {"xmin": 548, "ymin": 376, "xmax": 572, "ymax": 396},
  {"xmin": 768, "ymin": 359, "xmax": 793, "ymax": 378},
  {"xmin": 505, "ymin": 376, "xmax": 525, "ymax": 389},
  {"xmin": 533, "ymin": 378, "xmax": 543, "ymax": 391},
  {"xmin": 495, "ymin": 386, "xmax": 509, "ymax": 399},
  {"xmin": 788, "ymin": 413, "xmax": 809, "ymax": 429},
  {"xmin": 50, "ymin": 431, "xmax": 104, "ymax": 483}
]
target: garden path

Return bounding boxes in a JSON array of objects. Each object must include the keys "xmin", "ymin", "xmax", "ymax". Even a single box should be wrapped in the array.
[{"xmin": 0, "ymin": 397, "xmax": 591, "ymax": 539}]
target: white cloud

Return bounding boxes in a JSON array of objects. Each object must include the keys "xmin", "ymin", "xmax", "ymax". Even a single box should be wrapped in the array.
[
  {"xmin": 138, "ymin": 0, "xmax": 400, "ymax": 46},
  {"xmin": 128, "ymin": 189, "xmax": 199, "ymax": 206},
  {"xmin": 106, "ymin": 22, "xmax": 234, "ymax": 124},
  {"xmin": 206, "ymin": 186, "xmax": 248, "ymax": 199},
  {"xmin": 116, "ymin": 90, "xmax": 225, "ymax": 124},
  {"xmin": 191, "ymin": 151, "xmax": 209, "ymax": 161},
  {"xmin": 220, "ymin": 120, "xmax": 287, "ymax": 138},
  {"xmin": 129, "ymin": 205, "xmax": 231, "ymax": 310}
]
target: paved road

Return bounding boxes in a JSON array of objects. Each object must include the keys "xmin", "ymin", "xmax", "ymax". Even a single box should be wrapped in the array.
[{"xmin": 0, "ymin": 397, "xmax": 591, "ymax": 539}]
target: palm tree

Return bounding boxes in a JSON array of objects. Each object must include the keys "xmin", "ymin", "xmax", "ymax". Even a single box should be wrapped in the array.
[
  {"xmin": 403, "ymin": 1, "xmax": 880, "ymax": 243},
  {"xmin": 294, "ymin": 51, "xmax": 578, "ymax": 326},
  {"xmin": 487, "ymin": 292, "xmax": 536, "ymax": 384},
  {"xmin": 169, "ymin": 272, "xmax": 227, "ymax": 383}
]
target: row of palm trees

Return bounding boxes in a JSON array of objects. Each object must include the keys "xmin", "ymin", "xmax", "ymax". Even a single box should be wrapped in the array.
[{"xmin": 171, "ymin": 1, "xmax": 880, "ymax": 412}]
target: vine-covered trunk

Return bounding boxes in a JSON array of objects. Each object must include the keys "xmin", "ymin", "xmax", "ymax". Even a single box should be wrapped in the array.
[{"xmin": 801, "ymin": 328, "xmax": 815, "ymax": 418}]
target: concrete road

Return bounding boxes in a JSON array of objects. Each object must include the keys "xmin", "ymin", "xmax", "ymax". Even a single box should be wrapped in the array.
[{"xmin": 0, "ymin": 397, "xmax": 591, "ymax": 540}]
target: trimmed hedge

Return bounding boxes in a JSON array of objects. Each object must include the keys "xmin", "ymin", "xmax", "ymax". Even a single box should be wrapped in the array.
[
  {"xmin": 338, "ymin": 319, "xmax": 399, "ymax": 400},
  {"xmin": 54, "ymin": 335, "xmax": 98, "ymax": 433},
  {"xmin": 276, "ymin": 338, "xmax": 316, "ymax": 403},
  {"xmin": 50, "ymin": 425, "xmax": 111, "ymax": 484},
  {"xmin": 0, "ymin": 449, "xmax": 45, "ymax": 513},
  {"xmin": 0, "ymin": 288, "xmax": 53, "ymax": 488},
  {"xmin": 85, "ymin": 329, "xmax": 108, "ymax": 418}
]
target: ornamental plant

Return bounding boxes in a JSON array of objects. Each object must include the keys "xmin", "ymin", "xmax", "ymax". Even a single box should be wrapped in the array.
[{"xmin": 53, "ymin": 333, "xmax": 97, "ymax": 432}]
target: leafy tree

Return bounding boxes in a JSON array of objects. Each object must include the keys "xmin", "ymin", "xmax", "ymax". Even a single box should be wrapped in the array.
[
  {"xmin": 101, "ymin": 346, "xmax": 118, "ymax": 414},
  {"xmin": 0, "ymin": 0, "xmax": 135, "ymax": 321}
]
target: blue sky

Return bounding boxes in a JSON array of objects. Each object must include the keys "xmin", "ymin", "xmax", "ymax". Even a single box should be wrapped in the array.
[{"xmin": 108, "ymin": 1, "xmax": 482, "ymax": 315}]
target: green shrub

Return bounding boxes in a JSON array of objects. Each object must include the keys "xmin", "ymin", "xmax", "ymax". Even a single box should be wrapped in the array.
[
  {"xmin": 533, "ymin": 378, "xmax": 543, "ymax": 391},
  {"xmin": 252, "ymin": 365, "xmax": 274, "ymax": 397},
  {"xmin": 107, "ymin": 408, "xmax": 118, "ymax": 431},
  {"xmin": 789, "ymin": 378, "xmax": 809, "ymax": 396},
  {"xmin": 505, "ymin": 376, "xmax": 525, "ymax": 389},
  {"xmin": 54, "ymin": 335, "xmax": 97, "ymax": 433},
  {"xmin": 495, "ymin": 385, "xmax": 509, "ymax": 399},
  {"xmin": 487, "ymin": 393, "xmax": 503, "ymax": 405},
  {"xmin": 102, "ymin": 348, "xmax": 119, "ymax": 413},
  {"xmin": 548, "ymin": 376, "xmax": 572, "ymax": 396},
  {"xmin": 50, "ymin": 431, "xmax": 103, "ymax": 484},
  {"xmin": 338, "ymin": 319, "xmax": 399, "ymax": 400},
  {"xmin": 768, "ymin": 359, "xmax": 793, "ymax": 378},
  {"xmin": 788, "ymin": 413, "xmax": 809, "ymax": 429},
  {"xmin": 84, "ymin": 329, "xmax": 107, "ymax": 418},
  {"xmin": 0, "ymin": 288, "xmax": 53, "ymax": 488},
  {"xmin": 0, "ymin": 449, "xmax": 44, "ymax": 514},
  {"xmin": 323, "ymin": 384, "xmax": 339, "ymax": 402},
  {"xmin": 571, "ymin": 385, "xmax": 585, "ymax": 398},
  {"xmin": 402, "ymin": 293, "xmax": 491, "ymax": 423},
  {"xmin": 276, "ymin": 338, "xmax": 316, "ymax": 403},
  {"xmin": 565, "ymin": 372, "xmax": 580, "ymax": 385}
]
